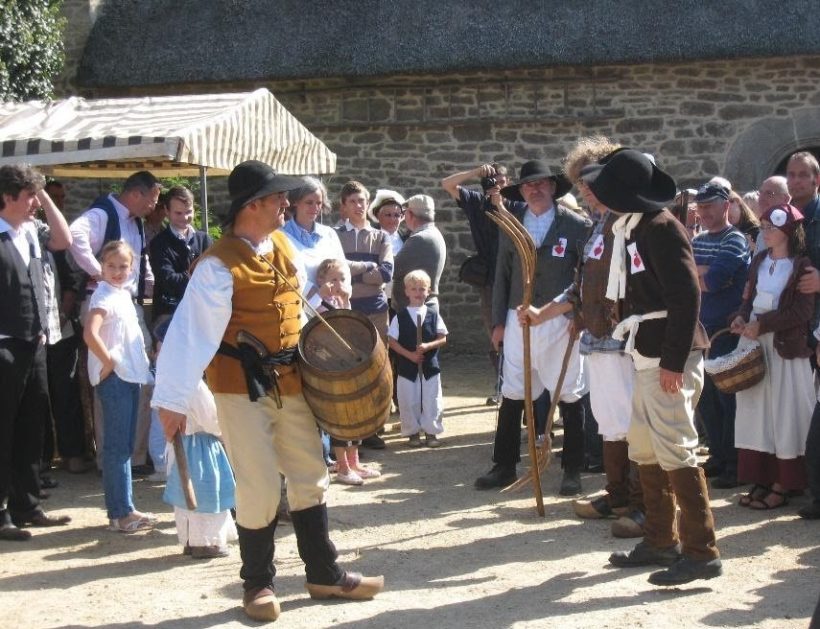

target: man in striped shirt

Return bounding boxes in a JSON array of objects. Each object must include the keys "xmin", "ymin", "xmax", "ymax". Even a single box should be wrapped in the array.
[{"xmin": 692, "ymin": 182, "xmax": 750, "ymax": 490}]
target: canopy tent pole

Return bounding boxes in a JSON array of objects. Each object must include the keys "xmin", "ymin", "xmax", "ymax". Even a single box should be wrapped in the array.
[{"xmin": 199, "ymin": 166, "xmax": 209, "ymax": 232}]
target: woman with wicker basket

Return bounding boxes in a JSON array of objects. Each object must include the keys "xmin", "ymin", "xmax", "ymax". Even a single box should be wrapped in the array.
[{"xmin": 729, "ymin": 203, "xmax": 815, "ymax": 510}]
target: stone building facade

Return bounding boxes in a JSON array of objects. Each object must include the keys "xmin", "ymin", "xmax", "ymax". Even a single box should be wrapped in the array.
[{"xmin": 53, "ymin": 1, "xmax": 820, "ymax": 352}]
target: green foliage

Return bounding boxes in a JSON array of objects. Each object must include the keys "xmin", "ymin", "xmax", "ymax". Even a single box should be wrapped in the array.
[{"xmin": 0, "ymin": 1, "xmax": 66, "ymax": 102}]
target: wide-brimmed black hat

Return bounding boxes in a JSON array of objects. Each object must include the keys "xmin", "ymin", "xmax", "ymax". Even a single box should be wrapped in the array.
[
  {"xmin": 222, "ymin": 160, "xmax": 305, "ymax": 227},
  {"xmin": 500, "ymin": 160, "xmax": 572, "ymax": 203},
  {"xmin": 580, "ymin": 149, "xmax": 676, "ymax": 213}
]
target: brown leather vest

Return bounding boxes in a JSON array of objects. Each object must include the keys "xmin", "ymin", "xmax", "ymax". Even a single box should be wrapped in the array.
[{"xmin": 203, "ymin": 230, "xmax": 303, "ymax": 396}]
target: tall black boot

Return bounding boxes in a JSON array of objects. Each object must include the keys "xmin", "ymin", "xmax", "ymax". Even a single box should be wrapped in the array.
[
  {"xmin": 236, "ymin": 517, "xmax": 278, "ymax": 592},
  {"xmin": 290, "ymin": 503, "xmax": 344, "ymax": 586}
]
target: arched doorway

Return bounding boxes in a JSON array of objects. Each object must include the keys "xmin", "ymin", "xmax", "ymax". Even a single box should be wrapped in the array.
[
  {"xmin": 773, "ymin": 147, "xmax": 820, "ymax": 175},
  {"xmin": 723, "ymin": 107, "xmax": 820, "ymax": 191}
]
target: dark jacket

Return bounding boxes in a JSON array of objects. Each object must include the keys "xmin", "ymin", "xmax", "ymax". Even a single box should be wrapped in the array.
[
  {"xmin": 734, "ymin": 251, "xmax": 814, "ymax": 359},
  {"xmin": 149, "ymin": 226, "xmax": 212, "ymax": 318},
  {"xmin": 492, "ymin": 204, "xmax": 591, "ymax": 327},
  {"xmin": 622, "ymin": 209, "xmax": 709, "ymax": 373}
]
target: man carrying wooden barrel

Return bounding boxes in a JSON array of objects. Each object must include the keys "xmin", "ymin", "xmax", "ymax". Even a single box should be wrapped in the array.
[{"xmin": 152, "ymin": 161, "xmax": 383, "ymax": 622}]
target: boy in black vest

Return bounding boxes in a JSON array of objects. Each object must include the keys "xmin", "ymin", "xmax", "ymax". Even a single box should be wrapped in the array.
[{"xmin": 387, "ymin": 270, "xmax": 448, "ymax": 448}]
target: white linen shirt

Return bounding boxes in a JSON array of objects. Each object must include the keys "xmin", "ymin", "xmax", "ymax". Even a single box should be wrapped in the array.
[
  {"xmin": 69, "ymin": 193, "xmax": 154, "ymax": 296},
  {"xmin": 87, "ymin": 281, "xmax": 151, "ymax": 386},
  {"xmin": 151, "ymin": 236, "xmax": 277, "ymax": 416},
  {"xmin": 522, "ymin": 207, "xmax": 555, "ymax": 249}
]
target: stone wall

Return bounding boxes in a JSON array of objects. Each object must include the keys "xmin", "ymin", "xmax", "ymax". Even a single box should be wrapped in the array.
[{"xmin": 60, "ymin": 54, "xmax": 820, "ymax": 353}]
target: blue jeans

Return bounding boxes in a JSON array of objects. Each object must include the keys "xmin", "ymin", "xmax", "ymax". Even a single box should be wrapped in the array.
[{"xmin": 97, "ymin": 373, "xmax": 140, "ymax": 519}]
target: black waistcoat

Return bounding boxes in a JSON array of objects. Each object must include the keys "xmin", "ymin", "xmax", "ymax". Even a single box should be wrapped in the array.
[
  {"xmin": 396, "ymin": 308, "xmax": 441, "ymax": 382},
  {"xmin": 0, "ymin": 230, "xmax": 47, "ymax": 341}
]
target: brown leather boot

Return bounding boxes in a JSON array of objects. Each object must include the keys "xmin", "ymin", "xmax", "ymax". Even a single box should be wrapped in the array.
[
  {"xmin": 638, "ymin": 463, "xmax": 678, "ymax": 549},
  {"xmin": 603, "ymin": 440, "xmax": 630, "ymax": 510},
  {"xmin": 611, "ymin": 461, "xmax": 647, "ymax": 538},
  {"xmin": 609, "ymin": 463, "xmax": 680, "ymax": 567},
  {"xmin": 647, "ymin": 466, "xmax": 722, "ymax": 586},
  {"xmin": 666, "ymin": 466, "xmax": 720, "ymax": 561}
]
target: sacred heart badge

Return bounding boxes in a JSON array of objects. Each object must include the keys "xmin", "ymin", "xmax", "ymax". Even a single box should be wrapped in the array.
[
  {"xmin": 552, "ymin": 237, "xmax": 567, "ymax": 258},
  {"xmin": 627, "ymin": 242, "xmax": 645, "ymax": 274},
  {"xmin": 589, "ymin": 234, "xmax": 605, "ymax": 260}
]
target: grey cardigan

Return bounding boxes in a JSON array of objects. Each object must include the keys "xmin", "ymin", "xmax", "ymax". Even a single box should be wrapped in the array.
[
  {"xmin": 392, "ymin": 222, "xmax": 447, "ymax": 312},
  {"xmin": 492, "ymin": 205, "xmax": 591, "ymax": 327}
]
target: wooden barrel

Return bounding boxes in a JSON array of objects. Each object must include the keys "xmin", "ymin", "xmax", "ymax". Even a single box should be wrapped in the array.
[{"xmin": 298, "ymin": 309, "xmax": 392, "ymax": 441}]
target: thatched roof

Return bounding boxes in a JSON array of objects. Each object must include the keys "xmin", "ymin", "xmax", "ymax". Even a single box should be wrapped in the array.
[{"xmin": 78, "ymin": 0, "xmax": 820, "ymax": 87}]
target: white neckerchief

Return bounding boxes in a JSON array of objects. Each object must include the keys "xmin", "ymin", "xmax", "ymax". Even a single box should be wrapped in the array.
[{"xmin": 605, "ymin": 212, "xmax": 643, "ymax": 301}]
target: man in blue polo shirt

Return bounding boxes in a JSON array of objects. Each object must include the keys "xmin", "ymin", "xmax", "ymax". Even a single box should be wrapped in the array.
[{"xmin": 692, "ymin": 182, "xmax": 750, "ymax": 489}]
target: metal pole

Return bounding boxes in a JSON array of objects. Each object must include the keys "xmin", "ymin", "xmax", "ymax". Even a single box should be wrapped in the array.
[{"xmin": 199, "ymin": 165, "xmax": 209, "ymax": 232}]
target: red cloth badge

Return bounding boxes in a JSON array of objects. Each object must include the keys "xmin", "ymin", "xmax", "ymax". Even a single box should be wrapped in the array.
[
  {"xmin": 552, "ymin": 237, "xmax": 567, "ymax": 258},
  {"xmin": 627, "ymin": 242, "xmax": 644, "ymax": 274},
  {"xmin": 589, "ymin": 234, "xmax": 605, "ymax": 260}
]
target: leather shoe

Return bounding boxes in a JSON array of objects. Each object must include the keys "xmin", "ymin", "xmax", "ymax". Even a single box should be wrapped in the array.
[
  {"xmin": 798, "ymin": 501, "xmax": 820, "ymax": 520},
  {"xmin": 611, "ymin": 510, "xmax": 646, "ymax": 538},
  {"xmin": 40, "ymin": 475, "xmax": 59, "ymax": 489},
  {"xmin": 573, "ymin": 496, "xmax": 616, "ymax": 519},
  {"xmin": 609, "ymin": 541, "xmax": 682, "ymax": 567},
  {"xmin": 648, "ymin": 556, "xmax": 723, "ymax": 586},
  {"xmin": 0, "ymin": 523, "xmax": 32, "ymax": 541},
  {"xmin": 191, "ymin": 545, "xmax": 229, "ymax": 559},
  {"xmin": 559, "ymin": 469, "xmax": 582, "ymax": 496},
  {"xmin": 14, "ymin": 511, "xmax": 71, "ymax": 528},
  {"xmin": 361, "ymin": 434, "xmax": 386, "ymax": 450},
  {"xmin": 711, "ymin": 472, "xmax": 741, "ymax": 489},
  {"xmin": 243, "ymin": 586, "xmax": 280, "ymax": 622},
  {"xmin": 474, "ymin": 464, "xmax": 517, "ymax": 490},
  {"xmin": 305, "ymin": 572, "xmax": 384, "ymax": 600}
]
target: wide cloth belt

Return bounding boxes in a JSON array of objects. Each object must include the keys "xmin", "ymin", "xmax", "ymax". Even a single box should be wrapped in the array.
[{"xmin": 612, "ymin": 310, "xmax": 668, "ymax": 371}]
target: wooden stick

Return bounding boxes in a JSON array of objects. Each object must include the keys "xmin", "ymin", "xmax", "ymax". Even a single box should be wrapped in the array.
[
  {"xmin": 172, "ymin": 432, "xmax": 198, "ymax": 511},
  {"xmin": 417, "ymin": 312, "xmax": 424, "ymax": 414},
  {"xmin": 263, "ymin": 255, "xmax": 359, "ymax": 358},
  {"xmin": 486, "ymin": 206, "xmax": 544, "ymax": 517}
]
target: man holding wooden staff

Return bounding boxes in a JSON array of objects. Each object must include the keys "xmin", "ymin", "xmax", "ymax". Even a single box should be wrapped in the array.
[
  {"xmin": 153, "ymin": 161, "xmax": 383, "ymax": 622},
  {"xmin": 580, "ymin": 149, "xmax": 722, "ymax": 586},
  {"xmin": 474, "ymin": 160, "xmax": 591, "ymax": 495}
]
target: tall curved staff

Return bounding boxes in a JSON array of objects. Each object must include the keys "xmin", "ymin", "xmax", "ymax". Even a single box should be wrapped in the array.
[{"xmin": 486, "ymin": 202, "xmax": 544, "ymax": 517}]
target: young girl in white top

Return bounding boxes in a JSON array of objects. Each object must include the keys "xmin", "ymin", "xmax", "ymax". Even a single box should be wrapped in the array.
[
  {"xmin": 83, "ymin": 241, "xmax": 154, "ymax": 532},
  {"xmin": 316, "ymin": 258, "xmax": 382, "ymax": 485}
]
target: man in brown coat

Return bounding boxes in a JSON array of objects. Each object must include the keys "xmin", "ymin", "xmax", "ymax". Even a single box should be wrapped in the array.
[{"xmin": 581, "ymin": 149, "xmax": 721, "ymax": 586}]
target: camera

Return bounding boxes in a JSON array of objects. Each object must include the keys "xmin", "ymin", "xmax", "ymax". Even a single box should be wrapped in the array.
[{"xmin": 480, "ymin": 176, "xmax": 498, "ymax": 192}]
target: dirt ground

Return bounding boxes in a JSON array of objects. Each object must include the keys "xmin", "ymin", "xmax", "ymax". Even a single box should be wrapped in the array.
[{"xmin": 1, "ymin": 354, "xmax": 818, "ymax": 629}]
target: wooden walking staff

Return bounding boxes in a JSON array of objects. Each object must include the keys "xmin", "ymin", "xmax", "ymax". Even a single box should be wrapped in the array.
[
  {"xmin": 485, "ymin": 204, "xmax": 545, "ymax": 517},
  {"xmin": 417, "ymin": 313, "xmax": 424, "ymax": 414}
]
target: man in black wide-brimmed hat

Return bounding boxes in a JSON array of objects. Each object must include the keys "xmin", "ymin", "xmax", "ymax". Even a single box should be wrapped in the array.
[
  {"xmin": 153, "ymin": 160, "xmax": 384, "ymax": 621},
  {"xmin": 580, "ymin": 149, "xmax": 721, "ymax": 586},
  {"xmin": 474, "ymin": 160, "xmax": 592, "ymax": 496}
]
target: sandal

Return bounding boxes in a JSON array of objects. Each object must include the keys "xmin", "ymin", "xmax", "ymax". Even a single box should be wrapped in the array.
[
  {"xmin": 748, "ymin": 489, "xmax": 789, "ymax": 510},
  {"xmin": 738, "ymin": 484, "xmax": 769, "ymax": 507},
  {"xmin": 109, "ymin": 517, "xmax": 155, "ymax": 533}
]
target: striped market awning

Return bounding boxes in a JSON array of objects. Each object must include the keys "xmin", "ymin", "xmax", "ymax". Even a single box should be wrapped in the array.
[{"xmin": 0, "ymin": 88, "xmax": 336, "ymax": 177}]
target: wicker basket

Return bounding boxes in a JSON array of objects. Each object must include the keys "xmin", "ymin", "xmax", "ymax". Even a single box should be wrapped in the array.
[{"xmin": 703, "ymin": 328, "xmax": 766, "ymax": 394}]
